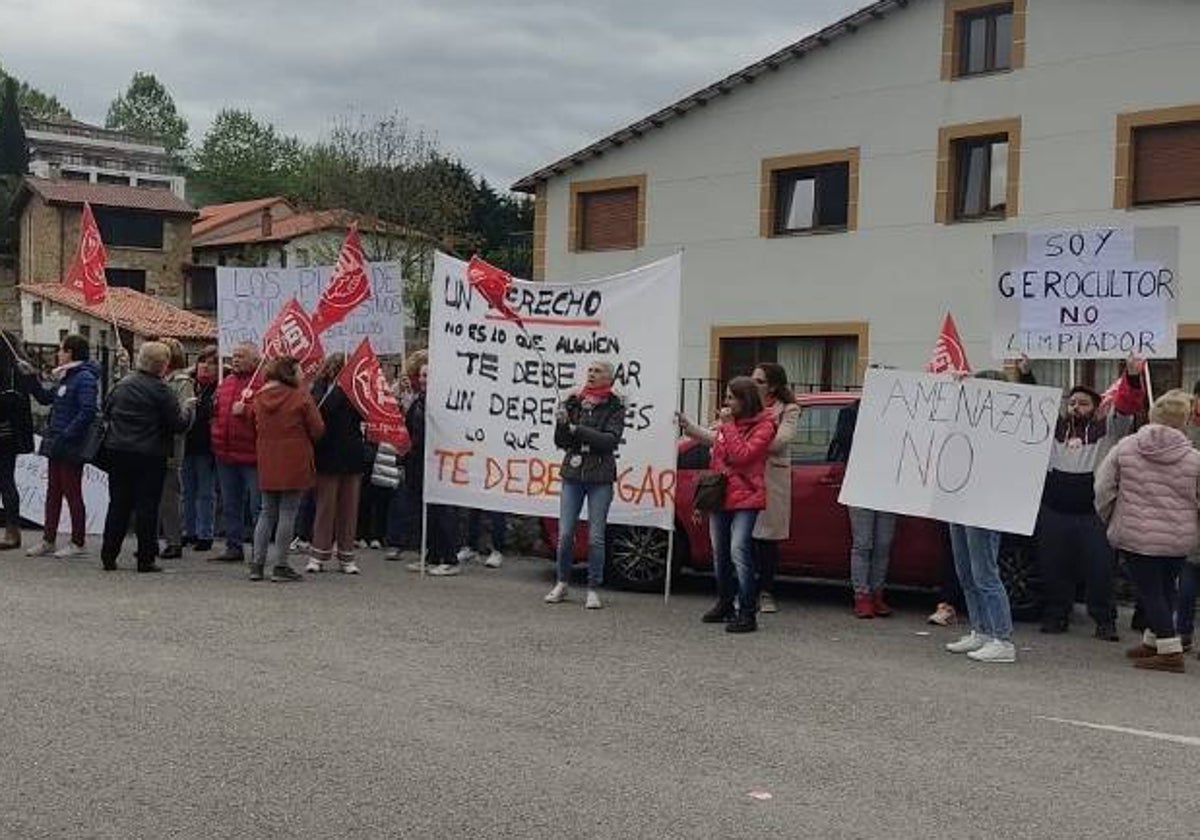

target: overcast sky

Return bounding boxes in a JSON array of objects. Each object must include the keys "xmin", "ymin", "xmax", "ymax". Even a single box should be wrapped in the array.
[{"xmin": 0, "ymin": 0, "xmax": 866, "ymax": 190}]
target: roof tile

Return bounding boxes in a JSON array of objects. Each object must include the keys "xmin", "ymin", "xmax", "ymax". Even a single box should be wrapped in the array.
[
  {"xmin": 19, "ymin": 283, "xmax": 216, "ymax": 341},
  {"xmin": 23, "ymin": 177, "xmax": 197, "ymax": 216}
]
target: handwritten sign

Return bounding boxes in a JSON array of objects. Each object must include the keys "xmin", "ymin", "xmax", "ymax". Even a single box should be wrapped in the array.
[
  {"xmin": 16, "ymin": 438, "xmax": 109, "ymax": 535},
  {"xmin": 838, "ymin": 369, "xmax": 1059, "ymax": 535},
  {"xmin": 216, "ymin": 262, "xmax": 406, "ymax": 356},
  {"xmin": 993, "ymin": 226, "xmax": 1179, "ymax": 359},
  {"xmin": 424, "ymin": 252, "xmax": 682, "ymax": 529}
]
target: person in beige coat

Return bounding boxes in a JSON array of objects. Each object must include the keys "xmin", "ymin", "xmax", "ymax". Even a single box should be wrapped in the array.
[
  {"xmin": 750, "ymin": 363, "xmax": 799, "ymax": 614},
  {"xmin": 1095, "ymin": 389, "xmax": 1200, "ymax": 673},
  {"xmin": 157, "ymin": 338, "xmax": 196, "ymax": 560}
]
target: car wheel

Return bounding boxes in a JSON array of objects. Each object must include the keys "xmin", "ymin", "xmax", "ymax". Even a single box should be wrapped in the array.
[
  {"xmin": 605, "ymin": 524, "xmax": 686, "ymax": 592},
  {"xmin": 999, "ymin": 536, "xmax": 1042, "ymax": 622}
]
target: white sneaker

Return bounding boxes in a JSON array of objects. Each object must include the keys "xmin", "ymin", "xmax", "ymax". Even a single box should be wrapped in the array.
[
  {"xmin": 759, "ymin": 592, "xmax": 778, "ymax": 614},
  {"xmin": 384, "ymin": 548, "xmax": 401, "ymax": 561},
  {"xmin": 368, "ymin": 540, "xmax": 382, "ymax": 550},
  {"xmin": 288, "ymin": 538, "xmax": 310, "ymax": 554},
  {"xmin": 946, "ymin": 631, "xmax": 989, "ymax": 654},
  {"xmin": 340, "ymin": 560, "xmax": 361, "ymax": 575},
  {"xmin": 305, "ymin": 558, "xmax": 324, "ymax": 573},
  {"xmin": 544, "ymin": 582, "xmax": 568, "ymax": 604},
  {"xmin": 585, "ymin": 589, "xmax": 602, "ymax": 610},
  {"xmin": 484, "ymin": 550, "xmax": 504, "ymax": 569},
  {"xmin": 405, "ymin": 561, "xmax": 424, "ymax": 572},
  {"xmin": 928, "ymin": 602, "xmax": 957, "ymax": 626},
  {"xmin": 967, "ymin": 639, "xmax": 1017, "ymax": 663},
  {"xmin": 428, "ymin": 563, "xmax": 461, "ymax": 577},
  {"xmin": 354, "ymin": 539, "xmax": 367, "ymax": 549},
  {"xmin": 26, "ymin": 541, "xmax": 55, "ymax": 557},
  {"xmin": 54, "ymin": 544, "xmax": 87, "ymax": 559},
  {"xmin": 456, "ymin": 547, "xmax": 478, "ymax": 564}
]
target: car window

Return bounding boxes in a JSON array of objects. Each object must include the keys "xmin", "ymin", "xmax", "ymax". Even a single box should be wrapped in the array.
[{"xmin": 791, "ymin": 405, "xmax": 844, "ymax": 464}]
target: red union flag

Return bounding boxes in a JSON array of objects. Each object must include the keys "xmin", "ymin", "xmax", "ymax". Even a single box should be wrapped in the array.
[
  {"xmin": 337, "ymin": 338, "xmax": 411, "ymax": 452},
  {"xmin": 64, "ymin": 202, "xmax": 108, "ymax": 305},
  {"xmin": 467, "ymin": 254, "xmax": 522, "ymax": 325},
  {"xmin": 312, "ymin": 224, "xmax": 372, "ymax": 334},
  {"xmin": 260, "ymin": 298, "xmax": 325, "ymax": 380},
  {"xmin": 926, "ymin": 312, "xmax": 972, "ymax": 375}
]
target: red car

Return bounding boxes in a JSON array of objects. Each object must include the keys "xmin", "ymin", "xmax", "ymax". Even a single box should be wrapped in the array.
[{"xmin": 545, "ymin": 391, "xmax": 1041, "ymax": 617}]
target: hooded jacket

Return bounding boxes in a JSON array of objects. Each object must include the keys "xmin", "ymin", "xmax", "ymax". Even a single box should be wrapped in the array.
[
  {"xmin": 1095, "ymin": 424, "xmax": 1200, "ymax": 557},
  {"xmin": 30, "ymin": 360, "xmax": 100, "ymax": 462},
  {"xmin": 710, "ymin": 410, "xmax": 777, "ymax": 511},
  {"xmin": 250, "ymin": 382, "xmax": 325, "ymax": 491}
]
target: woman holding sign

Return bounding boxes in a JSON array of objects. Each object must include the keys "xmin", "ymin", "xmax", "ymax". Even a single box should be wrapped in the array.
[
  {"xmin": 546, "ymin": 360, "xmax": 627, "ymax": 610},
  {"xmin": 681, "ymin": 377, "xmax": 776, "ymax": 634}
]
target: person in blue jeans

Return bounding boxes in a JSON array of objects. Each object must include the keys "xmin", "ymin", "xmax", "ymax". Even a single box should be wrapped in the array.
[
  {"xmin": 210, "ymin": 343, "xmax": 262, "ymax": 562},
  {"xmin": 945, "ymin": 523, "xmax": 1016, "ymax": 663},
  {"xmin": 545, "ymin": 361, "xmax": 626, "ymax": 610}
]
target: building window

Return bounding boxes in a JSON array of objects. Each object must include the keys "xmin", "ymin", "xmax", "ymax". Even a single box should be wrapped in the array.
[
  {"xmin": 60, "ymin": 169, "xmax": 91, "ymax": 182},
  {"xmin": 92, "ymin": 208, "xmax": 164, "ymax": 250},
  {"xmin": 186, "ymin": 267, "xmax": 217, "ymax": 312},
  {"xmin": 761, "ymin": 149, "xmax": 859, "ymax": 237},
  {"xmin": 31, "ymin": 301, "xmax": 43, "ymax": 325},
  {"xmin": 96, "ymin": 173, "xmax": 130, "ymax": 186},
  {"xmin": 79, "ymin": 324, "xmax": 91, "ymax": 340},
  {"xmin": 137, "ymin": 178, "xmax": 171, "ymax": 190},
  {"xmin": 714, "ymin": 326, "xmax": 867, "ymax": 393},
  {"xmin": 936, "ymin": 119, "xmax": 1021, "ymax": 223},
  {"xmin": 105, "ymin": 268, "xmax": 146, "ymax": 292},
  {"xmin": 942, "ymin": 0, "xmax": 1025, "ymax": 81},
  {"xmin": 569, "ymin": 175, "xmax": 646, "ymax": 252},
  {"xmin": 58, "ymin": 329, "xmax": 68, "ymax": 343},
  {"xmin": 1115, "ymin": 106, "xmax": 1200, "ymax": 209}
]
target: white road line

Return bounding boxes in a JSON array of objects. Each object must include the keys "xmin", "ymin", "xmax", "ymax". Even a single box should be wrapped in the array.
[{"xmin": 1038, "ymin": 716, "xmax": 1200, "ymax": 747}]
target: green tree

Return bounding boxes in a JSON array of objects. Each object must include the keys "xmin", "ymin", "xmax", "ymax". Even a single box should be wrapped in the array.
[
  {"xmin": 105, "ymin": 71, "xmax": 189, "ymax": 155},
  {"xmin": 0, "ymin": 63, "xmax": 71, "ymax": 120},
  {"xmin": 0, "ymin": 77, "xmax": 28, "ymax": 176},
  {"xmin": 190, "ymin": 109, "xmax": 302, "ymax": 203}
]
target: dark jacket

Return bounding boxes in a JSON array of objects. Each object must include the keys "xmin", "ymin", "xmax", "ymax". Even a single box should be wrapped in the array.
[
  {"xmin": 185, "ymin": 375, "xmax": 216, "ymax": 456},
  {"xmin": 103, "ymin": 370, "xmax": 193, "ymax": 458},
  {"xmin": 0, "ymin": 370, "xmax": 36, "ymax": 457},
  {"xmin": 555, "ymin": 392, "xmax": 626, "ymax": 484},
  {"xmin": 312, "ymin": 380, "xmax": 366, "ymax": 475},
  {"xmin": 827, "ymin": 402, "xmax": 859, "ymax": 464},
  {"xmin": 404, "ymin": 390, "xmax": 426, "ymax": 492},
  {"xmin": 30, "ymin": 360, "xmax": 100, "ymax": 461}
]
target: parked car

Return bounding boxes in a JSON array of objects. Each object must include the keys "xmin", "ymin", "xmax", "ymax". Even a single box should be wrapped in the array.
[{"xmin": 544, "ymin": 391, "xmax": 1043, "ymax": 619}]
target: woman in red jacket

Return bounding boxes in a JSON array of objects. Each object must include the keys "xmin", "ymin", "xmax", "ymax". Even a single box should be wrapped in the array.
[{"xmin": 685, "ymin": 376, "xmax": 777, "ymax": 633}]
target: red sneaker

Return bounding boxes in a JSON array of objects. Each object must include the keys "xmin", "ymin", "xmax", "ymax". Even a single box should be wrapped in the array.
[
  {"xmin": 873, "ymin": 591, "xmax": 893, "ymax": 617},
  {"xmin": 853, "ymin": 593, "xmax": 875, "ymax": 619}
]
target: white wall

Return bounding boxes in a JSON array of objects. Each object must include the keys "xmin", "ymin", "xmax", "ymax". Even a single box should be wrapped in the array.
[
  {"xmin": 537, "ymin": 0, "xmax": 1200, "ymax": 380},
  {"xmin": 20, "ymin": 296, "xmax": 116, "ymax": 349}
]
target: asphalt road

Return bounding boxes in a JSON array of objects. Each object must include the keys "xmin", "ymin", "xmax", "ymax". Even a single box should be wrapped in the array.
[{"xmin": 0, "ymin": 536, "xmax": 1197, "ymax": 840}]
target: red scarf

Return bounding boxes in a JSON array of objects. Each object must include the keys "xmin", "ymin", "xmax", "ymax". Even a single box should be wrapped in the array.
[{"xmin": 579, "ymin": 384, "xmax": 613, "ymax": 405}]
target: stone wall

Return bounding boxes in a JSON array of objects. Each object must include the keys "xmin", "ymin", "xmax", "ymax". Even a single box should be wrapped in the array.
[{"xmin": 0, "ymin": 257, "xmax": 16, "ymax": 331}]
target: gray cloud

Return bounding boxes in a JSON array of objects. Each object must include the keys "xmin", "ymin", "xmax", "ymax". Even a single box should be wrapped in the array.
[{"xmin": 0, "ymin": 0, "xmax": 865, "ymax": 189}]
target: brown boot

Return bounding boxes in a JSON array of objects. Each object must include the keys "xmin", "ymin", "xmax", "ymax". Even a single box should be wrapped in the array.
[
  {"xmin": 1134, "ymin": 652, "xmax": 1186, "ymax": 673},
  {"xmin": 1126, "ymin": 630, "xmax": 1157, "ymax": 659},
  {"xmin": 873, "ymin": 590, "xmax": 893, "ymax": 617},
  {"xmin": 0, "ymin": 526, "xmax": 20, "ymax": 551}
]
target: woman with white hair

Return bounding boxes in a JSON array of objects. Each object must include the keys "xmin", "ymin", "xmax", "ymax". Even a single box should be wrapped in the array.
[
  {"xmin": 99, "ymin": 341, "xmax": 195, "ymax": 573},
  {"xmin": 545, "ymin": 360, "xmax": 626, "ymax": 609}
]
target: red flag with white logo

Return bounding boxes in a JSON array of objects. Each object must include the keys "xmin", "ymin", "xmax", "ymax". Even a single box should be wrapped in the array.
[
  {"xmin": 467, "ymin": 254, "xmax": 522, "ymax": 326},
  {"xmin": 311, "ymin": 224, "xmax": 372, "ymax": 334},
  {"xmin": 64, "ymin": 202, "xmax": 108, "ymax": 305},
  {"xmin": 256, "ymin": 297, "xmax": 326, "ymax": 384},
  {"xmin": 926, "ymin": 312, "xmax": 972, "ymax": 375},
  {"xmin": 337, "ymin": 338, "xmax": 411, "ymax": 453}
]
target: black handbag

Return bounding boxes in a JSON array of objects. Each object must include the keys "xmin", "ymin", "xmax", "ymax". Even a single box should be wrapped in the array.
[
  {"xmin": 693, "ymin": 471, "xmax": 728, "ymax": 513},
  {"xmin": 79, "ymin": 414, "xmax": 107, "ymax": 464}
]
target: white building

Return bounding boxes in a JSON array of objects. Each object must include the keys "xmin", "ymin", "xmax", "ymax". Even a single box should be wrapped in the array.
[
  {"xmin": 513, "ymin": 0, "xmax": 1200, "ymax": 397},
  {"xmin": 26, "ymin": 117, "xmax": 185, "ymax": 199}
]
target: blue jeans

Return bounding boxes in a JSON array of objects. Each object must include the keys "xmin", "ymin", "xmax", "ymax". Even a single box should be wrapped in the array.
[
  {"xmin": 216, "ymin": 461, "xmax": 261, "ymax": 551},
  {"xmin": 555, "ymin": 480, "xmax": 614, "ymax": 587},
  {"xmin": 468, "ymin": 508, "xmax": 507, "ymax": 553},
  {"xmin": 949, "ymin": 524, "xmax": 1013, "ymax": 641},
  {"xmin": 1178, "ymin": 563, "xmax": 1198, "ymax": 637},
  {"xmin": 710, "ymin": 509, "xmax": 759, "ymax": 615},
  {"xmin": 181, "ymin": 453, "xmax": 216, "ymax": 541}
]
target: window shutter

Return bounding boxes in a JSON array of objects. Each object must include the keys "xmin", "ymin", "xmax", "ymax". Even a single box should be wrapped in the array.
[
  {"xmin": 1133, "ymin": 122, "xmax": 1200, "ymax": 205},
  {"xmin": 580, "ymin": 188, "xmax": 638, "ymax": 250}
]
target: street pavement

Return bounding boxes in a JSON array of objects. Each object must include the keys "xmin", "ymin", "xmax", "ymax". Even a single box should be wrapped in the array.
[{"xmin": 0, "ymin": 536, "xmax": 1198, "ymax": 839}]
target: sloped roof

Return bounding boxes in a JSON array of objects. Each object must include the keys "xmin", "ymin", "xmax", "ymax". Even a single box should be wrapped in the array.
[
  {"xmin": 20, "ymin": 177, "xmax": 197, "ymax": 216},
  {"xmin": 193, "ymin": 196, "xmax": 290, "ymax": 238},
  {"xmin": 511, "ymin": 0, "xmax": 910, "ymax": 192},
  {"xmin": 194, "ymin": 209, "xmax": 412, "ymax": 248},
  {"xmin": 20, "ymin": 283, "xmax": 217, "ymax": 341}
]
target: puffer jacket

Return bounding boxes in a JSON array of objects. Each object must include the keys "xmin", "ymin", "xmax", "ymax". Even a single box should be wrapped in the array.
[
  {"xmin": 1095, "ymin": 424, "xmax": 1200, "ymax": 557},
  {"xmin": 554, "ymin": 392, "xmax": 626, "ymax": 484},
  {"xmin": 710, "ymin": 410, "xmax": 777, "ymax": 511},
  {"xmin": 211, "ymin": 370, "xmax": 257, "ymax": 465},
  {"xmin": 30, "ymin": 360, "xmax": 100, "ymax": 462}
]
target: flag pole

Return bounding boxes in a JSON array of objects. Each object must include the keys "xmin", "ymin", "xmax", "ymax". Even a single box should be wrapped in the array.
[
  {"xmin": 419, "ymin": 501, "xmax": 429, "ymax": 577},
  {"xmin": 663, "ymin": 527, "xmax": 675, "ymax": 604}
]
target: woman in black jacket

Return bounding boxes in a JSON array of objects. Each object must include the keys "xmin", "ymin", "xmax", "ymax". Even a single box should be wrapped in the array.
[
  {"xmin": 307, "ymin": 353, "xmax": 366, "ymax": 575},
  {"xmin": 100, "ymin": 342, "xmax": 195, "ymax": 572},
  {"xmin": 545, "ymin": 360, "xmax": 626, "ymax": 610},
  {"xmin": 0, "ymin": 331, "xmax": 35, "ymax": 550}
]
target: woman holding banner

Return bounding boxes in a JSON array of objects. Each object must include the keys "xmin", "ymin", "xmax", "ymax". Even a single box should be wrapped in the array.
[
  {"xmin": 681, "ymin": 377, "xmax": 776, "ymax": 633},
  {"xmin": 308, "ymin": 353, "xmax": 367, "ymax": 575},
  {"xmin": 546, "ymin": 360, "xmax": 626, "ymax": 610}
]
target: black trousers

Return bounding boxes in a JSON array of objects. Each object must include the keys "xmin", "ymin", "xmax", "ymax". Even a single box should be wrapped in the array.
[
  {"xmin": 1037, "ymin": 505, "xmax": 1116, "ymax": 625},
  {"xmin": 0, "ymin": 450, "xmax": 19, "ymax": 531},
  {"xmin": 102, "ymin": 452, "xmax": 167, "ymax": 568},
  {"xmin": 1122, "ymin": 551, "xmax": 1183, "ymax": 640},
  {"xmin": 753, "ymin": 539, "xmax": 779, "ymax": 595}
]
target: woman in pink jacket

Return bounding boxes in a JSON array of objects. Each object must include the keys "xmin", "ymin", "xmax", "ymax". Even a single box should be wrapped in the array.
[
  {"xmin": 682, "ymin": 376, "xmax": 776, "ymax": 634},
  {"xmin": 1095, "ymin": 389, "xmax": 1200, "ymax": 673}
]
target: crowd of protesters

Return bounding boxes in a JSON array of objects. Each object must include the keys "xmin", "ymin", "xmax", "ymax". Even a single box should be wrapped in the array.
[{"xmin": 2, "ymin": 332, "xmax": 1200, "ymax": 672}]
